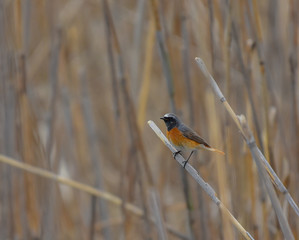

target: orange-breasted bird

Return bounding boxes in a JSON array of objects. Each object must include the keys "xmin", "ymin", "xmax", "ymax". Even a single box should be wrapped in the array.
[{"xmin": 160, "ymin": 113, "xmax": 224, "ymax": 168}]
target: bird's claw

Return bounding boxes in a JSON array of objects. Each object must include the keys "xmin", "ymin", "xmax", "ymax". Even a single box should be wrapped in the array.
[
  {"xmin": 182, "ymin": 160, "xmax": 188, "ymax": 169},
  {"xmin": 173, "ymin": 150, "xmax": 181, "ymax": 158}
]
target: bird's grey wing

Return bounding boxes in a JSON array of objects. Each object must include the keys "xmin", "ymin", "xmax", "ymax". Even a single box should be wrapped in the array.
[{"xmin": 179, "ymin": 124, "xmax": 211, "ymax": 147}]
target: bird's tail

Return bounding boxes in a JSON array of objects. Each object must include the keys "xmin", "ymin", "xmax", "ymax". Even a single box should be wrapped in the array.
[{"xmin": 202, "ymin": 145, "xmax": 225, "ymax": 155}]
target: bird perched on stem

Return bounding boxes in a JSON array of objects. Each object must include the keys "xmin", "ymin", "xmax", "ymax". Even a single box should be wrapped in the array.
[{"xmin": 160, "ymin": 113, "xmax": 224, "ymax": 168}]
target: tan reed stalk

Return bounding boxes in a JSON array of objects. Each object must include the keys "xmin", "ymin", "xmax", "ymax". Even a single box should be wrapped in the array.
[
  {"xmin": 16, "ymin": 57, "xmax": 44, "ymax": 236},
  {"xmin": 137, "ymin": 19, "xmax": 155, "ymax": 128},
  {"xmin": 1, "ymin": 153, "xmax": 140, "ymax": 207},
  {"xmin": 206, "ymin": 92, "xmax": 234, "ymax": 239},
  {"xmin": 246, "ymin": 0, "xmax": 271, "ymax": 165},
  {"xmin": 102, "ymin": 0, "xmax": 151, "ymax": 237},
  {"xmin": 288, "ymin": 0, "xmax": 299, "ymax": 236},
  {"xmin": 27, "ymin": 0, "xmax": 84, "ymax": 81},
  {"xmin": 179, "ymin": 2, "xmax": 197, "ymax": 239},
  {"xmin": 231, "ymin": 20, "xmax": 264, "ymax": 153},
  {"xmin": 207, "ymin": 0, "xmax": 234, "ymax": 238},
  {"xmin": 149, "ymin": 0, "xmax": 176, "ymax": 113},
  {"xmin": 0, "ymin": 154, "xmax": 188, "ymax": 240},
  {"xmin": 101, "ymin": 0, "xmax": 120, "ymax": 121},
  {"xmin": 150, "ymin": 1, "xmax": 199, "ymax": 239},
  {"xmin": 180, "ymin": 1, "xmax": 194, "ymax": 127},
  {"xmin": 131, "ymin": 0, "xmax": 146, "ymax": 91},
  {"xmin": 102, "ymin": 1, "xmax": 171, "ymax": 238}
]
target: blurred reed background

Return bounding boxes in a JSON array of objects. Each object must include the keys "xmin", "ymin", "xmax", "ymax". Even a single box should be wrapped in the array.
[{"xmin": 0, "ymin": 0, "xmax": 298, "ymax": 239}]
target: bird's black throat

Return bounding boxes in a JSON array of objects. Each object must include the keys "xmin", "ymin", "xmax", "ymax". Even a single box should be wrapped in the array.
[{"xmin": 165, "ymin": 121, "xmax": 177, "ymax": 131}]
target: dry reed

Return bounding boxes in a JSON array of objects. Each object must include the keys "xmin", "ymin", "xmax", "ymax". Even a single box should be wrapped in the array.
[{"xmin": 0, "ymin": 0, "xmax": 298, "ymax": 239}]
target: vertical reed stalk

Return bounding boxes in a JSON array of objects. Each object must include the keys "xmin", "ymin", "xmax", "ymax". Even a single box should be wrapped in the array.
[
  {"xmin": 102, "ymin": 1, "xmax": 168, "ymax": 239},
  {"xmin": 150, "ymin": 0, "xmax": 176, "ymax": 113},
  {"xmin": 231, "ymin": 21, "xmax": 264, "ymax": 153},
  {"xmin": 46, "ymin": 28, "xmax": 62, "ymax": 163},
  {"xmin": 80, "ymin": 71, "xmax": 111, "ymax": 239},
  {"xmin": 137, "ymin": 18, "xmax": 155, "ymax": 128}
]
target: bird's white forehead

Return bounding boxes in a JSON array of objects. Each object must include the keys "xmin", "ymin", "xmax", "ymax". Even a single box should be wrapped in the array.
[{"xmin": 164, "ymin": 113, "xmax": 172, "ymax": 118}]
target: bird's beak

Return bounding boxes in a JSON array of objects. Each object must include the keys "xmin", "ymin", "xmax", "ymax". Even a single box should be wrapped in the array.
[{"xmin": 160, "ymin": 117, "xmax": 165, "ymax": 120}]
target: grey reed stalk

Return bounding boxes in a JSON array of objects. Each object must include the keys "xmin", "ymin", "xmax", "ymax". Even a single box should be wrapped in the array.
[
  {"xmin": 80, "ymin": 71, "xmax": 111, "ymax": 240},
  {"xmin": 148, "ymin": 120, "xmax": 255, "ymax": 240},
  {"xmin": 195, "ymin": 57, "xmax": 297, "ymax": 239}
]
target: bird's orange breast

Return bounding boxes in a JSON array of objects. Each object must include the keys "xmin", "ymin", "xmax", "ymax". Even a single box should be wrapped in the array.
[{"xmin": 167, "ymin": 127, "xmax": 199, "ymax": 149}]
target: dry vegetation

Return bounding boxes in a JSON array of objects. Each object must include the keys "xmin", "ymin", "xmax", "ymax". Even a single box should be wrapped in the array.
[{"xmin": 0, "ymin": 0, "xmax": 298, "ymax": 239}]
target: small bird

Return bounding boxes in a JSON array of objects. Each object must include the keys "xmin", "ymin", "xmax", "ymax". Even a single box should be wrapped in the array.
[{"xmin": 160, "ymin": 113, "xmax": 224, "ymax": 168}]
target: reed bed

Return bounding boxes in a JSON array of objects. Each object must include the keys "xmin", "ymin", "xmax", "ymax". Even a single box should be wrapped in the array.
[{"xmin": 0, "ymin": 0, "xmax": 298, "ymax": 239}]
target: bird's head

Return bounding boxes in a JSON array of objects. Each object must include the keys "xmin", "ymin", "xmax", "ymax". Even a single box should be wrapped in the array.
[{"xmin": 160, "ymin": 113, "xmax": 181, "ymax": 131}]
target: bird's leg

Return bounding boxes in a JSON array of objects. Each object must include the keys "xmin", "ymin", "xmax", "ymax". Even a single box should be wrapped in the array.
[
  {"xmin": 173, "ymin": 150, "xmax": 182, "ymax": 158},
  {"xmin": 182, "ymin": 151, "xmax": 194, "ymax": 168}
]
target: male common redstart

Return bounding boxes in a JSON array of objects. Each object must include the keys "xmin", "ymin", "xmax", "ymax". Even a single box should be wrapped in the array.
[{"xmin": 160, "ymin": 113, "xmax": 224, "ymax": 168}]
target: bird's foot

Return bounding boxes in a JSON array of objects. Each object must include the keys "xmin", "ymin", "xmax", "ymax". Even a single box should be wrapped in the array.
[
  {"xmin": 182, "ymin": 160, "xmax": 188, "ymax": 169},
  {"xmin": 173, "ymin": 150, "xmax": 181, "ymax": 158},
  {"xmin": 182, "ymin": 150, "xmax": 194, "ymax": 169}
]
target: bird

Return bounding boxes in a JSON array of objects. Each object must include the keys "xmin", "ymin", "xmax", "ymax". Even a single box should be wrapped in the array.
[{"xmin": 160, "ymin": 113, "xmax": 224, "ymax": 168}]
